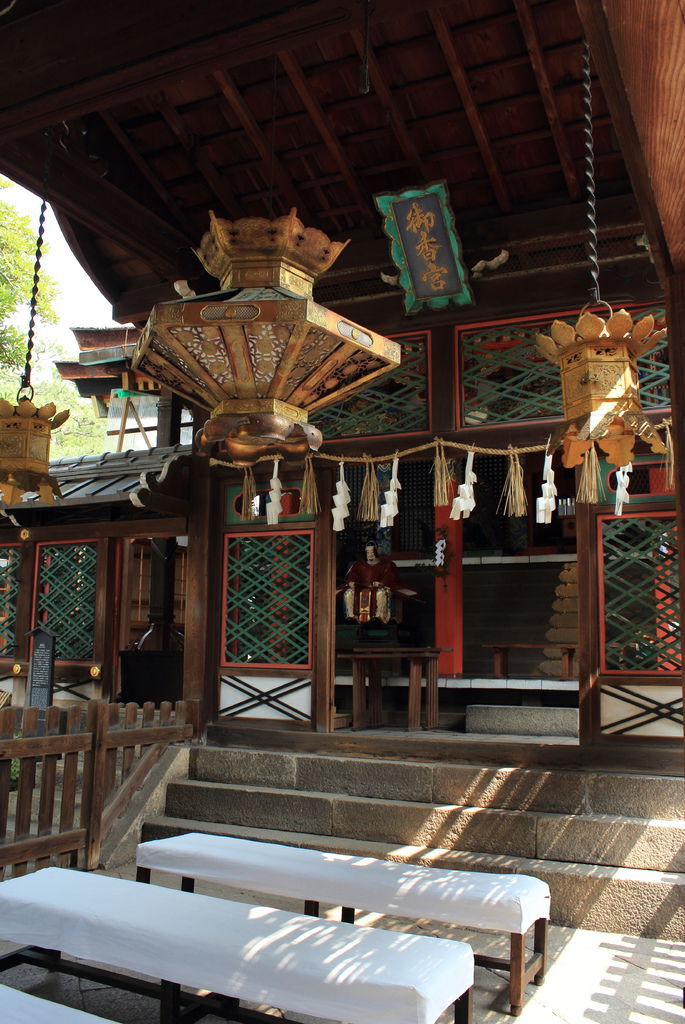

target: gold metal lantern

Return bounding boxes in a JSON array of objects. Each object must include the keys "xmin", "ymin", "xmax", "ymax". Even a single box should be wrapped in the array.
[
  {"xmin": 0, "ymin": 397, "xmax": 69, "ymax": 506},
  {"xmin": 536, "ymin": 307, "xmax": 667, "ymax": 467},
  {"xmin": 132, "ymin": 209, "xmax": 401, "ymax": 466}
]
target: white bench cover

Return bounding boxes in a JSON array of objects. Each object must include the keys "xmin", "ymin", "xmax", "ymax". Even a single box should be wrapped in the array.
[
  {"xmin": 0, "ymin": 984, "xmax": 115, "ymax": 1024},
  {"xmin": 0, "ymin": 868, "xmax": 473, "ymax": 1024},
  {"xmin": 137, "ymin": 832, "xmax": 550, "ymax": 934}
]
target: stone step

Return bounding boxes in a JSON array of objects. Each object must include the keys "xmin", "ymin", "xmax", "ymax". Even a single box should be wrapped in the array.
[
  {"xmin": 164, "ymin": 779, "xmax": 685, "ymax": 872},
  {"xmin": 140, "ymin": 814, "xmax": 685, "ymax": 941},
  {"xmin": 465, "ymin": 705, "xmax": 579, "ymax": 737},
  {"xmin": 190, "ymin": 747, "xmax": 685, "ymax": 820}
]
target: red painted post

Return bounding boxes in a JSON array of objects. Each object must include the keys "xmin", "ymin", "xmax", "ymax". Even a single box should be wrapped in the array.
[{"xmin": 434, "ymin": 484, "xmax": 463, "ymax": 675}]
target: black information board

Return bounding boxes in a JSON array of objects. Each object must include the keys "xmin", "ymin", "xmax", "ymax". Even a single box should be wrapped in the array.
[{"xmin": 26, "ymin": 626, "xmax": 56, "ymax": 710}]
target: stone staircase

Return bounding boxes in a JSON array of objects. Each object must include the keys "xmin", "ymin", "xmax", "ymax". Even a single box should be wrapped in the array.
[{"xmin": 141, "ymin": 744, "xmax": 685, "ymax": 941}]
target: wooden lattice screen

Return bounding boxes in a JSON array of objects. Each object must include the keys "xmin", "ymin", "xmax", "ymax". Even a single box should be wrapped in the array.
[
  {"xmin": 0, "ymin": 546, "xmax": 20, "ymax": 659},
  {"xmin": 600, "ymin": 513, "xmax": 680, "ymax": 673},
  {"xmin": 222, "ymin": 532, "xmax": 313, "ymax": 669},
  {"xmin": 35, "ymin": 543, "xmax": 98, "ymax": 661}
]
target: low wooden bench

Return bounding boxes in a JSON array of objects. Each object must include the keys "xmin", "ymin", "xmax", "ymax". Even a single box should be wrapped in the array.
[
  {"xmin": 137, "ymin": 832, "xmax": 550, "ymax": 1016},
  {"xmin": 482, "ymin": 642, "xmax": 576, "ymax": 680},
  {"xmin": 0, "ymin": 867, "xmax": 474, "ymax": 1024},
  {"xmin": 0, "ymin": 983, "xmax": 117, "ymax": 1024}
]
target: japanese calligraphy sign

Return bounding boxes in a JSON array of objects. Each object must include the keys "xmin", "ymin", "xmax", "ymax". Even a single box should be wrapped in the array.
[{"xmin": 374, "ymin": 181, "xmax": 474, "ymax": 315}]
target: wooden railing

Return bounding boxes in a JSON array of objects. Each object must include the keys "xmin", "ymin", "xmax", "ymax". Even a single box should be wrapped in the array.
[{"xmin": 0, "ymin": 700, "xmax": 192, "ymax": 878}]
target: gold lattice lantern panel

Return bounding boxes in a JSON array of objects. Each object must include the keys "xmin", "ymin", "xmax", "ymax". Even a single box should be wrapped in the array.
[
  {"xmin": 0, "ymin": 397, "xmax": 69, "ymax": 505},
  {"xmin": 132, "ymin": 210, "xmax": 401, "ymax": 464},
  {"xmin": 536, "ymin": 309, "xmax": 667, "ymax": 467}
]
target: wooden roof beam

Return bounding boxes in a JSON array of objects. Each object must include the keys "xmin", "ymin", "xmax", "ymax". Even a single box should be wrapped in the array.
[
  {"xmin": 512, "ymin": 0, "xmax": 580, "ymax": 200},
  {"xmin": 278, "ymin": 49, "xmax": 376, "ymax": 227},
  {"xmin": 350, "ymin": 31, "xmax": 430, "ymax": 183},
  {"xmin": 429, "ymin": 8, "xmax": 511, "ymax": 212},
  {"xmin": 156, "ymin": 94, "xmax": 242, "ymax": 220},
  {"xmin": 211, "ymin": 70, "xmax": 314, "ymax": 224},
  {"xmin": 98, "ymin": 112, "xmax": 199, "ymax": 239},
  {"xmin": 0, "ymin": 136, "xmax": 187, "ymax": 280}
]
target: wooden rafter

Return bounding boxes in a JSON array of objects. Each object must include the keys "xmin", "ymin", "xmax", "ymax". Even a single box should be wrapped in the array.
[
  {"xmin": 278, "ymin": 49, "xmax": 376, "ymax": 226},
  {"xmin": 512, "ymin": 0, "xmax": 580, "ymax": 200},
  {"xmin": 429, "ymin": 8, "xmax": 511, "ymax": 212},
  {"xmin": 350, "ymin": 31, "xmax": 429, "ymax": 183},
  {"xmin": 211, "ymin": 70, "xmax": 314, "ymax": 223},
  {"xmin": 0, "ymin": 136, "xmax": 186, "ymax": 280},
  {"xmin": 156, "ymin": 93, "xmax": 242, "ymax": 220},
  {"xmin": 99, "ymin": 111, "xmax": 198, "ymax": 239}
]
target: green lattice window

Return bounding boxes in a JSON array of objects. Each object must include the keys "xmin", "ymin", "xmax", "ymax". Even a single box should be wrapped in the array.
[
  {"xmin": 460, "ymin": 304, "xmax": 669, "ymax": 425},
  {"xmin": 35, "ymin": 543, "xmax": 98, "ymax": 661},
  {"xmin": 0, "ymin": 546, "xmax": 21, "ymax": 658},
  {"xmin": 310, "ymin": 331, "xmax": 428, "ymax": 439},
  {"xmin": 601, "ymin": 514, "xmax": 680, "ymax": 673},
  {"xmin": 223, "ymin": 532, "xmax": 312, "ymax": 667}
]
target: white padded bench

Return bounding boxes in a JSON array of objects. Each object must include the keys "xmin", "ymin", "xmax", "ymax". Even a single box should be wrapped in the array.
[
  {"xmin": 0, "ymin": 984, "xmax": 118, "ymax": 1024},
  {"xmin": 0, "ymin": 867, "xmax": 474, "ymax": 1024},
  {"xmin": 137, "ymin": 832, "xmax": 550, "ymax": 1016}
]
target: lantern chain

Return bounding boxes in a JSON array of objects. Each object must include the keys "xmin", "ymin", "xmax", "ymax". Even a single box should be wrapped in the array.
[
  {"xmin": 582, "ymin": 38, "xmax": 600, "ymax": 306},
  {"xmin": 20, "ymin": 127, "xmax": 54, "ymax": 401}
]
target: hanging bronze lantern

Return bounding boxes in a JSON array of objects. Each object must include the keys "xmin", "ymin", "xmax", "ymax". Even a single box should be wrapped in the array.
[
  {"xmin": 0, "ymin": 142, "xmax": 70, "ymax": 510},
  {"xmin": 0, "ymin": 397, "xmax": 69, "ymax": 505},
  {"xmin": 132, "ymin": 209, "xmax": 401, "ymax": 466},
  {"xmin": 536, "ymin": 307, "xmax": 667, "ymax": 467}
]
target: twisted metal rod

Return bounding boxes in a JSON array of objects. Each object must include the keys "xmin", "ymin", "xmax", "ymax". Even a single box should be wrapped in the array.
[{"xmin": 582, "ymin": 38, "xmax": 600, "ymax": 305}]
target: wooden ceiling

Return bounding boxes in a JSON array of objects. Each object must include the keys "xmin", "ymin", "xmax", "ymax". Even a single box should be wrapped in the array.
[{"xmin": 0, "ymin": 0, "xmax": 655, "ymax": 324}]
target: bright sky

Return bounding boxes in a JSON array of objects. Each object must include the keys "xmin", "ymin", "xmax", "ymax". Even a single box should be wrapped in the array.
[{"xmin": 4, "ymin": 177, "xmax": 127, "ymax": 360}]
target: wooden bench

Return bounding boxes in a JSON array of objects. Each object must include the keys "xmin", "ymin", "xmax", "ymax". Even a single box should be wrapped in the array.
[
  {"xmin": 0, "ymin": 867, "xmax": 474, "ymax": 1024},
  {"xmin": 482, "ymin": 643, "xmax": 576, "ymax": 680},
  {"xmin": 0, "ymin": 983, "xmax": 117, "ymax": 1024},
  {"xmin": 137, "ymin": 832, "xmax": 550, "ymax": 1016}
]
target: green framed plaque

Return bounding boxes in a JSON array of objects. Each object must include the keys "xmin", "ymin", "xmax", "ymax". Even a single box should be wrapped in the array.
[{"xmin": 374, "ymin": 180, "xmax": 474, "ymax": 315}]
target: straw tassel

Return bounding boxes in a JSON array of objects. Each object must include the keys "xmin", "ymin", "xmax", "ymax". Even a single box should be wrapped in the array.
[
  {"xmin": 432, "ymin": 440, "xmax": 452, "ymax": 507},
  {"xmin": 357, "ymin": 456, "xmax": 379, "ymax": 521},
  {"xmin": 240, "ymin": 467, "xmax": 257, "ymax": 521},
  {"xmin": 576, "ymin": 444, "xmax": 601, "ymax": 504},
  {"xmin": 663, "ymin": 422, "xmax": 675, "ymax": 491},
  {"xmin": 499, "ymin": 448, "xmax": 527, "ymax": 517},
  {"xmin": 300, "ymin": 455, "xmax": 320, "ymax": 515}
]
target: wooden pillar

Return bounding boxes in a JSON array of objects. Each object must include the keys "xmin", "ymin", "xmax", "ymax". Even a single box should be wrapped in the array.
[
  {"xmin": 311, "ymin": 466, "xmax": 335, "ymax": 731},
  {"xmin": 93, "ymin": 538, "xmax": 118, "ymax": 701},
  {"xmin": 434, "ymin": 491, "xmax": 463, "ymax": 675},
  {"xmin": 665, "ymin": 274, "xmax": 685, "ymax": 742},
  {"xmin": 575, "ymin": 500, "xmax": 600, "ymax": 745},
  {"xmin": 183, "ymin": 454, "xmax": 220, "ymax": 737},
  {"xmin": 156, "ymin": 387, "xmax": 182, "ymax": 448}
]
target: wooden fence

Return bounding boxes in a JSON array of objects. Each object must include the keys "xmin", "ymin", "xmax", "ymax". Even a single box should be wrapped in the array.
[{"xmin": 0, "ymin": 700, "xmax": 192, "ymax": 878}]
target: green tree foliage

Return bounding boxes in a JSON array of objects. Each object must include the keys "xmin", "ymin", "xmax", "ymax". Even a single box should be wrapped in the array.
[{"xmin": 0, "ymin": 177, "xmax": 58, "ymax": 371}]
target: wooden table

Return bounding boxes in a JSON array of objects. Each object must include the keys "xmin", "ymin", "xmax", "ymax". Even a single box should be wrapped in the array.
[
  {"xmin": 482, "ymin": 643, "xmax": 576, "ymax": 680},
  {"xmin": 343, "ymin": 647, "xmax": 442, "ymax": 730}
]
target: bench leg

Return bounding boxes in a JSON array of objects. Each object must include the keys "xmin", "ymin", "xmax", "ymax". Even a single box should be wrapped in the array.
[
  {"xmin": 533, "ymin": 918, "xmax": 548, "ymax": 985},
  {"xmin": 454, "ymin": 986, "xmax": 473, "ymax": 1024},
  {"xmin": 407, "ymin": 658, "xmax": 422, "ymax": 730},
  {"xmin": 136, "ymin": 866, "xmax": 151, "ymax": 883},
  {"xmin": 560, "ymin": 648, "xmax": 574, "ymax": 680},
  {"xmin": 181, "ymin": 876, "xmax": 195, "ymax": 893},
  {"xmin": 368, "ymin": 662, "xmax": 383, "ymax": 728},
  {"xmin": 352, "ymin": 659, "xmax": 367, "ymax": 729},
  {"xmin": 160, "ymin": 979, "xmax": 180, "ymax": 1024},
  {"xmin": 341, "ymin": 906, "xmax": 355, "ymax": 924},
  {"xmin": 304, "ymin": 899, "xmax": 320, "ymax": 917},
  {"xmin": 509, "ymin": 932, "xmax": 525, "ymax": 1016}
]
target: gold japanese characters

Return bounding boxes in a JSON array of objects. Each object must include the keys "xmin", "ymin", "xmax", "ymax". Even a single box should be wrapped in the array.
[
  {"xmin": 0, "ymin": 397, "xmax": 69, "ymax": 506},
  {"xmin": 133, "ymin": 210, "xmax": 401, "ymax": 466},
  {"xmin": 536, "ymin": 308, "xmax": 667, "ymax": 467}
]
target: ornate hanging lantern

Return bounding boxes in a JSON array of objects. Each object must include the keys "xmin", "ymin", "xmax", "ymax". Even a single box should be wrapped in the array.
[
  {"xmin": 536, "ymin": 307, "xmax": 667, "ymax": 467},
  {"xmin": 0, "ymin": 138, "xmax": 69, "ymax": 508},
  {"xmin": 132, "ymin": 209, "xmax": 401, "ymax": 466},
  {"xmin": 535, "ymin": 41, "xmax": 666, "ymax": 473}
]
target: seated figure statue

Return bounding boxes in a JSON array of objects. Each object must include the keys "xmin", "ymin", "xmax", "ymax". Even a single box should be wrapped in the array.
[{"xmin": 342, "ymin": 541, "xmax": 415, "ymax": 625}]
